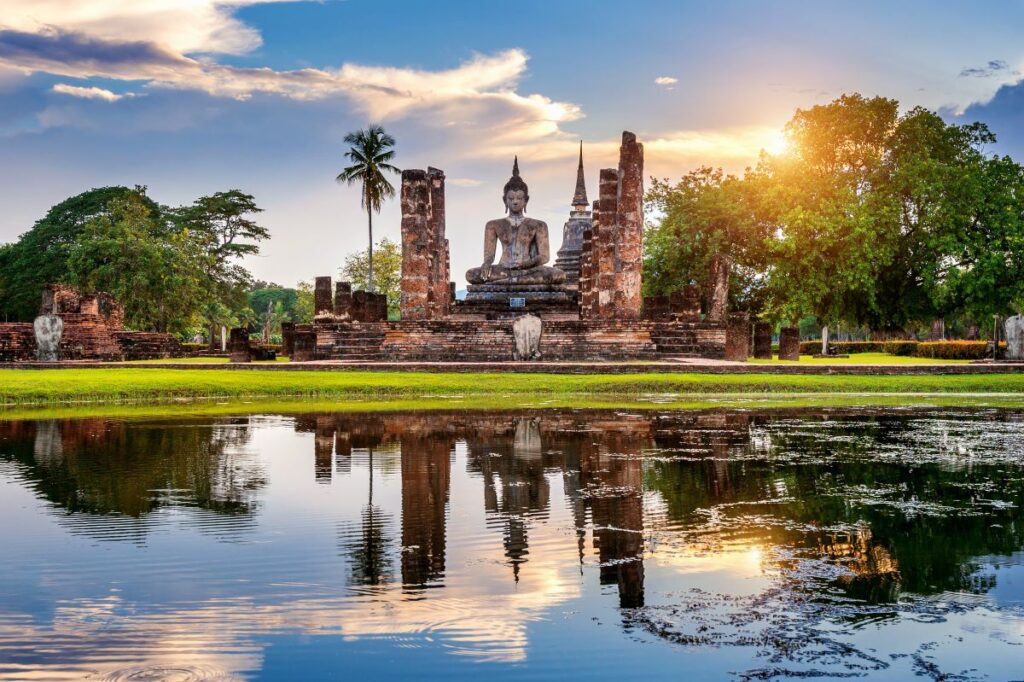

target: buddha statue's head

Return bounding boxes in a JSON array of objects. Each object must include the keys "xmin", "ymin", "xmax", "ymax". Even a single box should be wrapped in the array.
[{"xmin": 503, "ymin": 156, "xmax": 529, "ymax": 214}]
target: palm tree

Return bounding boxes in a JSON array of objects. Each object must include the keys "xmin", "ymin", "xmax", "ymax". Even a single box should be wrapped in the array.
[{"xmin": 336, "ymin": 126, "xmax": 399, "ymax": 293}]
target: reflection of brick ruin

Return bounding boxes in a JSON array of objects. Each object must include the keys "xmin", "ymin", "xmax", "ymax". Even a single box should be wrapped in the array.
[
  {"xmin": 0, "ymin": 284, "xmax": 183, "ymax": 362},
  {"xmin": 299, "ymin": 131, "xmax": 733, "ymax": 362}
]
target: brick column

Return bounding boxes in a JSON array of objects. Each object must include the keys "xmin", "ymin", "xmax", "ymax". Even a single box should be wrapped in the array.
[
  {"xmin": 427, "ymin": 167, "xmax": 449, "ymax": 319},
  {"xmin": 334, "ymin": 282, "xmax": 352, "ymax": 318},
  {"xmin": 753, "ymin": 322, "xmax": 773, "ymax": 359},
  {"xmin": 400, "ymin": 169, "xmax": 431, "ymax": 320},
  {"xmin": 779, "ymin": 327, "xmax": 800, "ymax": 361},
  {"xmin": 281, "ymin": 321, "xmax": 295, "ymax": 357},
  {"xmin": 707, "ymin": 254, "xmax": 731, "ymax": 323},
  {"xmin": 314, "ymin": 276, "xmax": 333, "ymax": 317},
  {"xmin": 613, "ymin": 131, "xmax": 644, "ymax": 319},
  {"xmin": 594, "ymin": 168, "xmax": 619, "ymax": 318}
]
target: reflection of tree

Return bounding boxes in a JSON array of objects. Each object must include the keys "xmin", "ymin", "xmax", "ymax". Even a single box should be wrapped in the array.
[
  {"xmin": 0, "ymin": 418, "xmax": 263, "ymax": 522},
  {"xmin": 644, "ymin": 412, "xmax": 1024, "ymax": 601}
]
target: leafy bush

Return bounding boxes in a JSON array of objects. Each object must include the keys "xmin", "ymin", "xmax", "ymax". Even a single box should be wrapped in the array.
[
  {"xmin": 915, "ymin": 341, "xmax": 993, "ymax": 360},
  {"xmin": 799, "ymin": 341, "xmax": 890, "ymax": 354},
  {"xmin": 883, "ymin": 341, "xmax": 919, "ymax": 356}
]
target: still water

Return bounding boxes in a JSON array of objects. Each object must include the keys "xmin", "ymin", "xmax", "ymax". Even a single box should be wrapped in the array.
[{"xmin": 1, "ymin": 408, "xmax": 1023, "ymax": 681}]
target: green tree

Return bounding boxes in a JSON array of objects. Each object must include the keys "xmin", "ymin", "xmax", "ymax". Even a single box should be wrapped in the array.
[
  {"xmin": 65, "ymin": 194, "xmax": 209, "ymax": 332},
  {"xmin": 294, "ymin": 281, "xmax": 315, "ymax": 323},
  {"xmin": 248, "ymin": 287, "xmax": 301, "ymax": 322},
  {"xmin": 645, "ymin": 167, "xmax": 768, "ymax": 312},
  {"xmin": 754, "ymin": 94, "xmax": 900, "ymax": 328},
  {"xmin": 341, "ymin": 237, "xmax": 402, "ymax": 318},
  {"xmin": 174, "ymin": 190, "xmax": 269, "ymax": 346},
  {"xmin": 0, "ymin": 186, "xmax": 164, "ymax": 321},
  {"xmin": 336, "ymin": 125, "xmax": 400, "ymax": 293}
]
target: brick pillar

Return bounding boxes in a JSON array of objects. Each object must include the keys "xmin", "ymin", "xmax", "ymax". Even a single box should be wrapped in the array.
[
  {"xmin": 281, "ymin": 321, "xmax": 295, "ymax": 357},
  {"xmin": 292, "ymin": 330, "xmax": 317, "ymax": 362},
  {"xmin": 707, "ymin": 254, "xmax": 731, "ymax": 323},
  {"xmin": 314, "ymin": 276, "xmax": 333, "ymax": 317},
  {"xmin": 427, "ymin": 167, "xmax": 449, "ymax": 319},
  {"xmin": 779, "ymin": 327, "xmax": 800, "ymax": 361},
  {"xmin": 578, "ymin": 228, "xmax": 594, "ymax": 318},
  {"xmin": 334, "ymin": 282, "xmax": 352, "ymax": 318},
  {"xmin": 594, "ymin": 168, "xmax": 619, "ymax": 318},
  {"xmin": 400, "ymin": 169, "xmax": 431, "ymax": 320},
  {"xmin": 228, "ymin": 327, "xmax": 251, "ymax": 363},
  {"xmin": 725, "ymin": 312, "xmax": 751, "ymax": 362},
  {"xmin": 753, "ymin": 322, "xmax": 773, "ymax": 359},
  {"xmin": 613, "ymin": 131, "xmax": 644, "ymax": 319}
]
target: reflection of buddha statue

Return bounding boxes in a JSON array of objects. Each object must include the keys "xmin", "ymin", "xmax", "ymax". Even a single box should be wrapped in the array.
[{"xmin": 465, "ymin": 158, "xmax": 566, "ymax": 286}]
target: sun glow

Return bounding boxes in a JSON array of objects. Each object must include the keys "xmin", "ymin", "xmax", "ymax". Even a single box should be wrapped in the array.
[{"xmin": 764, "ymin": 129, "xmax": 790, "ymax": 156}]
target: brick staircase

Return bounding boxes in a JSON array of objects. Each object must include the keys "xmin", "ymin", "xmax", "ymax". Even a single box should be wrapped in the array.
[
  {"xmin": 316, "ymin": 323, "xmax": 387, "ymax": 360},
  {"xmin": 650, "ymin": 322, "xmax": 726, "ymax": 359}
]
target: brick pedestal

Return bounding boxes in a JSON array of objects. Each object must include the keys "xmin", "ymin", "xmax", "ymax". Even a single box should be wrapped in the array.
[
  {"xmin": 779, "ymin": 327, "xmax": 800, "ymax": 361},
  {"xmin": 753, "ymin": 322, "xmax": 773, "ymax": 359},
  {"xmin": 725, "ymin": 312, "xmax": 751, "ymax": 362},
  {"xmin": 228, "ymin": 327, "xmax": 251, "ymax": 363}
]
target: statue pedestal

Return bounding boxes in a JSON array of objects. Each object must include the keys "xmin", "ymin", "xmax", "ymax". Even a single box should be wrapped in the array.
[{"xmin": 465, "ymin": 283, "xmax": 571, "ymax": 304}]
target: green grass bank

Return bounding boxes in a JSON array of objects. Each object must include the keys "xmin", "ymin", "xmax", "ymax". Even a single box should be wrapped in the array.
[{"xmin": 2, "ymin": 367, "xmax": 1024, "ymax": 409}]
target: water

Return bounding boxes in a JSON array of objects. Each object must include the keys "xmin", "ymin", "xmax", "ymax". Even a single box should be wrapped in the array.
[{"xmin": 1, "ymin": 408, "xmax": 1023, "ymax": 681}]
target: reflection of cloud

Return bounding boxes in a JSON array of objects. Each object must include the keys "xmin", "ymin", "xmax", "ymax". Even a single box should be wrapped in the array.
[
  {"xmin": 0, "ymin": 560, "xmax": 579, "ymax": 678},
  {"xmin": 52, "ymin": 83, "xmax": 131, "ymax": 101},
  {"xmin": 654, "ymin": 76, "xmax": 678, "ymax": 87}
]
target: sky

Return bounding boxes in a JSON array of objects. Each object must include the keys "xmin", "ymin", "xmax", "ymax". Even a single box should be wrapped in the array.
[{"xmin": 1, "ymin": 0, "xmax": 1023, "ymax": 287}]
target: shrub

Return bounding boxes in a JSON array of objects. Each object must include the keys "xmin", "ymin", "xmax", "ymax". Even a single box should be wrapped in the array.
[
  {"xmin": 915, "ymin": 341, "xmax": 993, "ymax": 360},
  {"xmin": 883, "ymin": 341, "xmax": 919, "ymax": 356},
  {"xmin": 799, "ymin": 341, "xmax": 890, "ymax": 354}
]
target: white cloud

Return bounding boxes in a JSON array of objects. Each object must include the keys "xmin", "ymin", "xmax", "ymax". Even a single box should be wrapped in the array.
[
  {"xmin": 1, "ymin": 0, "xmax": 293, "ymax": 55},
  {"xmin": 654, "ymin": 76, "xmax": 678, "ymax": 86},
  {"xmin": 52, "ymin": 83, "xmax": 131, "ymax": 101},
  {"xmin": 448, "ymin": 178, "xmax": 483, "ymax": 187}
]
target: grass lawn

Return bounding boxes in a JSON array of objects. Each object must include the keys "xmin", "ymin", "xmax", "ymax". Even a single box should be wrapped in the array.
[
  {"xmin": 749, "ymin": 352, "xmax": 970, "ymax": 365},
  {"xmin": 1, "ymin": 367, "xmax": 1023, "ymax": 409}
]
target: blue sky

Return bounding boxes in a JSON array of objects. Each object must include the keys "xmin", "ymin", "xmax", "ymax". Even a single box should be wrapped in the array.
[{"xmin": 1, "ymin": 0, "xmax": 1023, "ymax": 286}]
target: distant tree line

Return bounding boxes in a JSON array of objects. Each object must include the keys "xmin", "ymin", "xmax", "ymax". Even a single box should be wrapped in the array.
[{"xmin": 644, "ymin": 94, "xmax": 1024, "ymax": 339}]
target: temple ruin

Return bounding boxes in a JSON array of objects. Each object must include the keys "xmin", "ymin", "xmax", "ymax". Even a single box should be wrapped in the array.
[
  {"xmin": 305, "ymin": 131, "xmax": 732, "ymax": 362},
  {"xmin": 0, "ymin": 284, "xmax": 184, "ymax": 362}
]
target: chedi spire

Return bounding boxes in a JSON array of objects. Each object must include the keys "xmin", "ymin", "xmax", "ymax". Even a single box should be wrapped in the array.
[{"xmin": 571, "ymin": 141, "xmax": 588, "ymax": 208}]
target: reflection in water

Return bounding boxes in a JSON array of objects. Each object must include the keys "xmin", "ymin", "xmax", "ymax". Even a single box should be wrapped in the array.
[{"xmin": 1, "ymin": 409, "xmax": 1023, "ymax": 680}]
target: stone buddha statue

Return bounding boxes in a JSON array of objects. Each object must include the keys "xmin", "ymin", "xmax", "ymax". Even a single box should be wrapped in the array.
[{"xmin": 465, "ymin": 158, "xmax": 566, "ymax": 286}]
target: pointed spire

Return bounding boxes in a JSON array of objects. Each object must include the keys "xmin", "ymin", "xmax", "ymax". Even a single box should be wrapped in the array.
[
  {"xmin": 512, "ymin": 155, "xmax": 520, "ymax": 177},
  {"xmin": 571, "ymin": 141, "xmax": 588, "ymax": 208}
]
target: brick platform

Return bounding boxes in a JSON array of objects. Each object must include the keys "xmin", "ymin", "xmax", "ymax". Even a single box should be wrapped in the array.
[{"xmin": 309, "ymin": 318, "xmax": 726, "ymax": 362}]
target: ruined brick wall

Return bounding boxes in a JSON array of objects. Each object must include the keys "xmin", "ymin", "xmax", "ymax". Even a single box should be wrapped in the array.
[
  {"xmin": 578, "ymin": 229, "xmax": 595, "ymax": 318},
  {"xmin": 586, "ymin": 132, "xmax": 645, "ymax": 320},
  {"xmin": 400, "ymin": 167, "xmax": 450, "ymax": 320},
  {"xmin": 0, "ymin": 324, "xmax": 35, "ymax": 362}
]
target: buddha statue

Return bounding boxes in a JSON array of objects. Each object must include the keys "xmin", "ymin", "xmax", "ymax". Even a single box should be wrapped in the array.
[{"xmin": 465, "ymin": 158, "xmax": 566, "ymax": 286}]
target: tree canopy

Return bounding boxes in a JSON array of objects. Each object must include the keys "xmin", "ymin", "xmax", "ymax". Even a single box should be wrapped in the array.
[{"xmin": 644, "ymin": 93, "xmax": 1024, "ymax": 334}]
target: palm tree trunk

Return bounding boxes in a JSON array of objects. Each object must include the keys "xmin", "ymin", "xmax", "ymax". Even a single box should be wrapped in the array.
[{"xmin": 367, "ymin": 205, "xmax": 375, "ymax": 293}]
